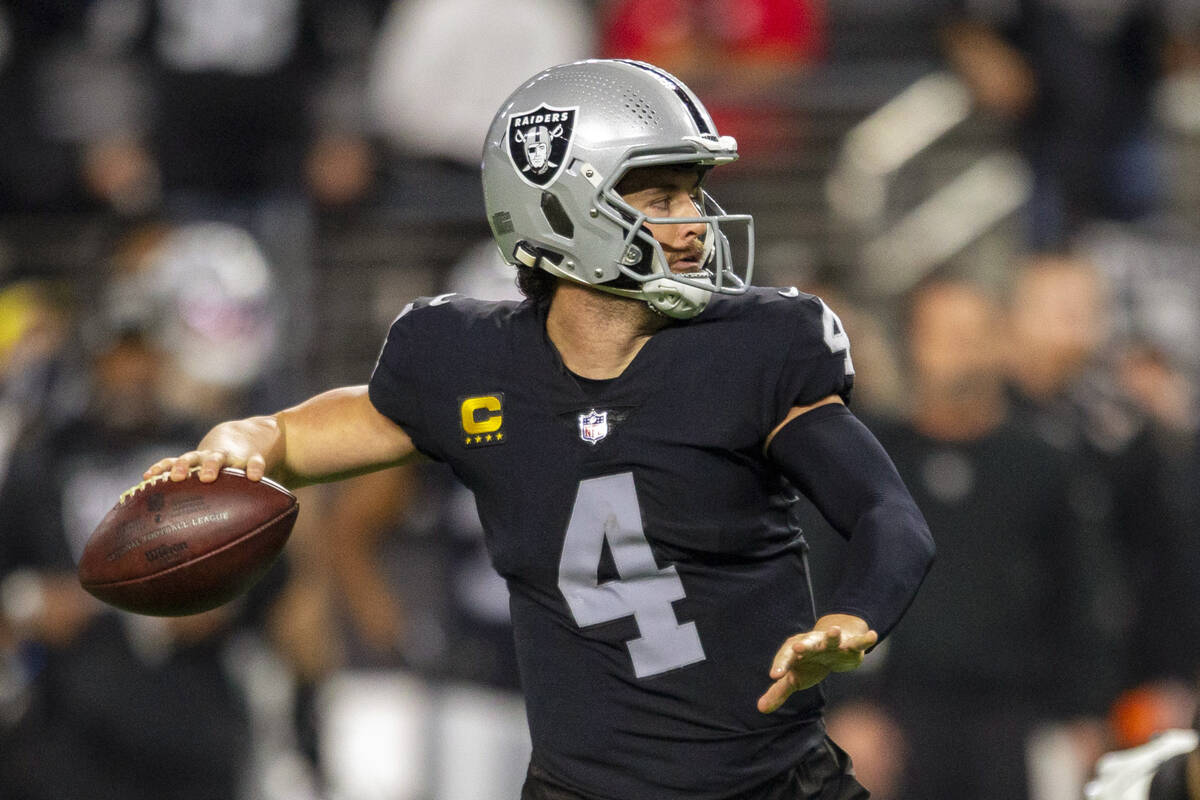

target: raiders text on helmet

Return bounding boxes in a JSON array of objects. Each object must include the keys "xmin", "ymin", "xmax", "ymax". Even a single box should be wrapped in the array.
[{"xmin": 482, "ymin": 59, "xmax": 755, "ymax": 318}]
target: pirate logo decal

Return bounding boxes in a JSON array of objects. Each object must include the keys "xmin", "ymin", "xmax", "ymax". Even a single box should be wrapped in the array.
[{"xmin": 506, "ymin": 104, "xmax": 577, "ymax": 188}]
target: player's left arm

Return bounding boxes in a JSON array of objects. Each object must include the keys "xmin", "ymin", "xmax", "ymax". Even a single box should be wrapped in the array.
[{"xmin": 756, "ymin": 395, "xmax": 936, "ymax": 713}]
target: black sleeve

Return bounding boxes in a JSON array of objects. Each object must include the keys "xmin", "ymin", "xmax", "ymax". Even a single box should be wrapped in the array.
[{"xmin": 768, "ymin": 403, "xmax": 935, "ymax": 640}]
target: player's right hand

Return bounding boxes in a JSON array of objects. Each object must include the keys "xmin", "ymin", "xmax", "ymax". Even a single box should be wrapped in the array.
[{"xmin": 144, "ymin": 417, "xmax": 281, "ymax": 483}]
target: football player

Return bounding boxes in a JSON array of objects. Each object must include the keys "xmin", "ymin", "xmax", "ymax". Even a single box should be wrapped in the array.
[{"xmin": 144, "ymin": 59, "xmax": 935, "ymax": 800}]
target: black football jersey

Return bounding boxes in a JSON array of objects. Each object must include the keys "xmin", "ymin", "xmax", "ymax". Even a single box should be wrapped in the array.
[{"xmin": 368, "ymin": 287, "xmax": 854, "ymax": 799}]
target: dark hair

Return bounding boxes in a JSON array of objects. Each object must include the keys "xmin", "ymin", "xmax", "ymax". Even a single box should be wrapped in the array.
[{"xmin": 515, "ymin": 261, "xmax": 558, "ymax": 306}]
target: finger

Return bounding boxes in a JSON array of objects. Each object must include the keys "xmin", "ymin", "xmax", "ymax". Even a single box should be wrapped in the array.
[
  {"xmin": 795, "ymin": 625, "xmax": 865, "ymax": 654},
  {"xmin": 849, "ymin": 629, "xmax": 879, "ymax": 652},
  {"xmin": 788, "ymin": 628, "xmax": 833, "ymax": 658},
  {"xmin": 169, "ymin": 452, "xmax": 202, "ymax": 480},
  {"xmin": 757, "ymin": 674, "xmax": 795, "ymax": 714},
  {"xmin": 144, "ymin": 458, "xmax": 177, "ymax": 479},
  {"xmin": 244, "ymin": 453, "xmax": 266, "ymax": 482},
  {"xmin": 771, "ymin": 640, "xmax": 799, "ymax": 678},
  {"xmin": 197, "ymin": 451, "xmax": 228, "ymax": 482},
  {"xmin": 828, "ymin": 628, "xmax": 877, "ymax": 656}
]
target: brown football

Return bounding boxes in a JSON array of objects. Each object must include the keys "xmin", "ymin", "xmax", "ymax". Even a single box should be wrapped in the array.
[{"xmin": 78, "ymin": 467, "xmax": 298, "ymax": 616}]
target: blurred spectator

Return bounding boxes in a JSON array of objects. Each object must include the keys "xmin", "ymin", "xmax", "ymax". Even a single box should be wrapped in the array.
[
  {"xmin": 940, "ymin": 0, "xmax": 1200, "ymax": 248},
  {"xmin": 1005, "ymin": 253, "xmax": 1200, "ymax": 697},
  {"xmin": 256, "ymin": 464, "xmax": 418, "ymax": 794},
  {"xmin": 600, "ymin": 0, "xmax": 825, "ymax": 86},
  {"xmin": 0, "ymin": 277, "xmax": 80, "ymax": 486},
  {"xmin": 61, "ymin": 1, "xmax": 388, "ymax": 406},
  {"xmin": 1080, "ymin": 222, "xmax": 1200, "ymax": 405},
  {"xmin": 0, "ymin": 0, "xmax": 133, "ymax": 212},
  {"xmin": 366, "ymin": 0, "xmax": 593, "ymax": 218},
  {"xmin": 65, "ymin": 0, "xmax": 384, "ymax": 213},
  {"xmin": 819, "ymin": 278, "xmax": 1122, "ymax": 800},
  {"xmin": 100, "ymin": 221, "xmax": 285, "ymax": 419},
  {"xmin": 1074, "ymin": 227, "xmax": 1200, "ymax": 704},
  {"xmin": 598, "ymin": 0, "xmax": 826, "ymax": 157},
  {"xmin": 0, "ymin": 308, "xmax": 258, "ymax": 800}
]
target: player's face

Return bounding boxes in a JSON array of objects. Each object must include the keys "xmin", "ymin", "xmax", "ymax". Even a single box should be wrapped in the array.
[{"xmin": 618, "ymin": 167, "xmax": 708, "ymax": 273}]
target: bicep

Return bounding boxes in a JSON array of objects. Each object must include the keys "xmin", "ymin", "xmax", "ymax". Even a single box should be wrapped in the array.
[
  {"xmin": 278, "ymin": 385, "xmax": 419, "ymax": 485},
  {"xmin": 764, "ymin": 395, "xmax": 844, "ymax": 454},
  {"xmin": 766, "ymin": 402, "xmax": 907, "ymax": 536}
]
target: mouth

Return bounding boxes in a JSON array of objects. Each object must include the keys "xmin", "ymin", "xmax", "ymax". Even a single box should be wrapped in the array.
[{"xmin": 669, "ymin": 247, "xmax": 707, "ymax": 273}]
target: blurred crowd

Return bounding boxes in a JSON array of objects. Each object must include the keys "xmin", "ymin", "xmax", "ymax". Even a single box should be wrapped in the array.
[{"xmin": 1, "ymin": 1, "xmax": 1199, "ymax": 799}]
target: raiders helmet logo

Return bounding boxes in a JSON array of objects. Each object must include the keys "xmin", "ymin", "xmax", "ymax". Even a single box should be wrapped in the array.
[{"xmin": 506, "ymin": 104, "xmax": 577, "ymax": 188}]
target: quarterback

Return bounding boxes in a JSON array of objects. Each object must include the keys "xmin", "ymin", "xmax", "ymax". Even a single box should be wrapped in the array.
[{"xmin": 146, "ymin": 60, "xmax": 935, "ymax": 799}]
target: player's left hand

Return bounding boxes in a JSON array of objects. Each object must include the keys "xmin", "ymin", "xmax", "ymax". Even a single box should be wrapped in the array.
[{"xmin": 757, "ymin": 614, "xmax": 878, "ymax": 714}]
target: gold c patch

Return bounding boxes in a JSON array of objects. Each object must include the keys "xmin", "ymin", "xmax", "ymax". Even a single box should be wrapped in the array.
[{"xmin": 459, "ymin": 393, "xmax": 506, "ymax": 448}]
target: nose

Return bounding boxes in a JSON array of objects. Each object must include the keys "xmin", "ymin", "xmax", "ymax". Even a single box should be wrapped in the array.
[
  {"xmin": 676, "ymin": 196, "xmax": 706, "ymax": 240},
  {"xmin": 678, "ymin": 218, "xmax": 705, "ymax": 243}
]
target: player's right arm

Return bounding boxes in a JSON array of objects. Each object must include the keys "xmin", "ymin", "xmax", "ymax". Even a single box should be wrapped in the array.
[{"xmin": 144, "ymin": 385, "xmax": 417, "ymax": 487}]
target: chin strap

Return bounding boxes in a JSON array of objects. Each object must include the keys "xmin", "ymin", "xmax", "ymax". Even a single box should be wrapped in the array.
[
  {"xmin": 643, "ymin": 275, "xmax": 712, "ymax": 319},
  {"xmin": 513, "ymin": 240, "xmax": 711, "ymax": 319}
]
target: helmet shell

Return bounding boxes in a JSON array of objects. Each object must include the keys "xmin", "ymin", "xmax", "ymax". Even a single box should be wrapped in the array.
[{"xmin": 481, "ymin": 59, "xmax": 752, "ymax": 315}]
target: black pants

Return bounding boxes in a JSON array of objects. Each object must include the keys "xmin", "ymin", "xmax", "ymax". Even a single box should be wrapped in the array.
[{"xmin": 521, "ymin": 738, "xmax": 869, "ymax": 800}]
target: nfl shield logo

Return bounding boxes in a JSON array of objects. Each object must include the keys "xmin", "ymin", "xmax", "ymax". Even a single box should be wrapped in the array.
[
  {"xmin": 578, "ymin": 409, "xmax": 609, "ymax": 444},
  {"xmin": 506, "ymin": 104, "xmax": 577, "ymax": 188}
]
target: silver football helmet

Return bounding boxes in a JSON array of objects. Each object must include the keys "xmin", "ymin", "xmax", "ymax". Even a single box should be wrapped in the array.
[{"xmin": 482, "ymin": 59, "xmax": 754, "ymax": 318}]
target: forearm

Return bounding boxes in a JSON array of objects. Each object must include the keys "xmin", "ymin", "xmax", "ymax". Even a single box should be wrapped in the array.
[
  {"xmin": 154, "ymin": 386, "xmax": 416, "ymax": 488},
  {"xmin": 824, "ymin": 500, "xmax": 934, "ymax": 639},
  {"xmin": 768, "ymin": 404, "xmax": 935, "ymax": 640},
  {"xmin": 272, "ymin": 386, "xmax": 415, "ymax": 486}
]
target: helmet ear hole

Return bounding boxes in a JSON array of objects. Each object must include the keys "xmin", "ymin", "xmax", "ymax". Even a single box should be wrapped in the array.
[
  {"xmin": 540, "ymin": 192, "xmax": 574, "ymax": 238},
  {"xmin": 622, "ymin": 240, "xmax": 652, "ymax": 270}
]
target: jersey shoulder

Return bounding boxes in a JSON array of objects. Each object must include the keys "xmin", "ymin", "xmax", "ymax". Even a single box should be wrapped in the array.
[
  {"xmin": 369, "ymin": 294, "xmax": 531, "ymax": 440},
  {"xmin": 381, "ymin": 293, "xmax": 527, "ymax": 363},
  {"xmin": 701, "ymin": 286, "xmax": 855, "ymax": 409},
  {"xmin": 704, "ymin": 285, "xmax": 842, "ymax": 335},
  {"xmin": 705, "ymin": 286, "xmax": 853, "ymax": 370},
  {"xmin": 390, "ymin": 292, "xmax": 524, "ymax": 334}
]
